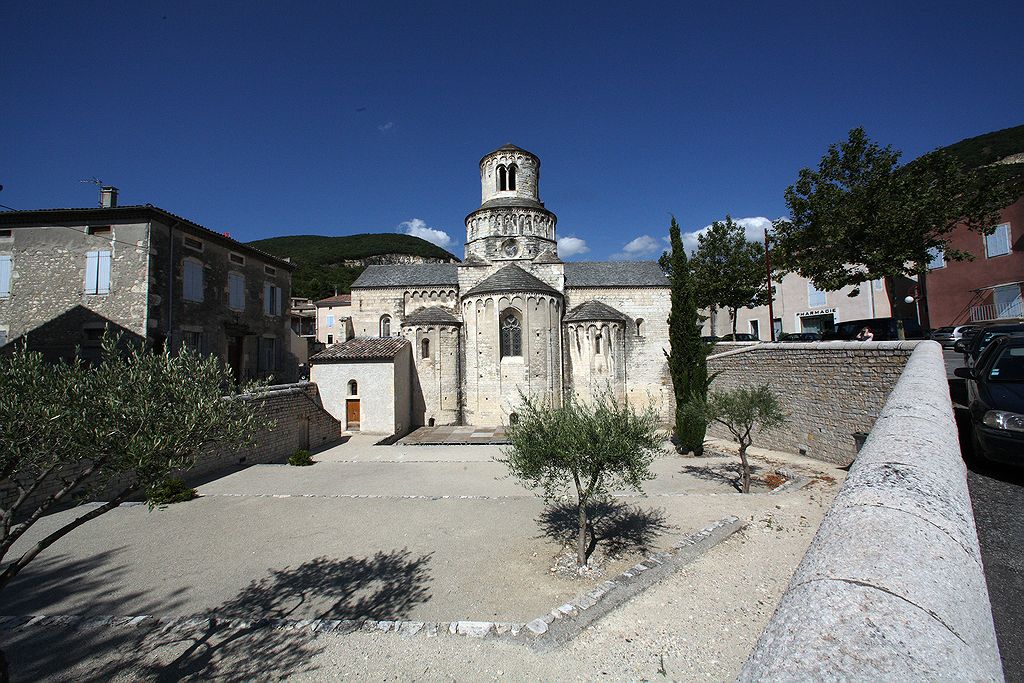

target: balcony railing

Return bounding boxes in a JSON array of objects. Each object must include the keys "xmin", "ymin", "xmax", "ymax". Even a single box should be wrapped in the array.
[{"xmin": 971, "ymin": 300, "xmax": 1024, "ymax": 322}]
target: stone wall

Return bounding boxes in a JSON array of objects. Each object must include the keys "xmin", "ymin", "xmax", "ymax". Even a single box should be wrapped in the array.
[
  {"xmin": 404, "ymin": 323, "xmax": 461, "ymax": 426},
  {"xmin": 1, "ymin": 382, "xmax": 341, "ymax": 514},
  {"xmin": 188, "ymin": 382, "xmax": 341, "ymax": 476},
  {"xmin": 707, "ymin": 341, "xmax": 917, "ymax": 464},
  {"xmin": 0, "ymin": 221, "xmax": 151, "ymax": 361},
  {"xmin": 739, "ymin": 341, "xmax": 1002, "ymax": 680},
  {"xmin": 565, "ymin": 286, "xmax": 673, "ymax": 422}
]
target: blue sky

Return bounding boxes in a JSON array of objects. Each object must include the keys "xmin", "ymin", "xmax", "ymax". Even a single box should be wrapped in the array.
[{"xmin": 3, "ymin": 1, "xmax": 1022, "ymax": 260}]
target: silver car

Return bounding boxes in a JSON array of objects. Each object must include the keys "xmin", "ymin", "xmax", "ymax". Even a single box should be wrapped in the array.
[{"xmin": 932, "ymin": 325, "xmax": 977, "ymax": 349}]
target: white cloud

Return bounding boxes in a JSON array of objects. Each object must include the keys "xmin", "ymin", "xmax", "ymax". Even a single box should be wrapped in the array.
[
  {"xmin": 378, "ymin": 121, "xmax": 394, "ymax": 132},
  {"xmin": 398, "ymin": 218, "xmax": 453, "ymax": 249},
  {"xmin": 612, "ymin": 234, "xmax": 663, "ymax": 260},
  {"xmin": 679, "ymin": 216, "xmax": 780, "ymax": 254},
  {"xmin": 557, "ymin": 236, "xmax": 589, "ymax": 258}
]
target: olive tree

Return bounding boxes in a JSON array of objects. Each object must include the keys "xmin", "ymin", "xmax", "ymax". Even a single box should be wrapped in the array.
[
  {"xmin": 0, "ymin": 336, "xmax": 264, "ymax": 594},
  {"xmin": 501, "ymin": 391, "xmax": 661, "ymax": 567},
  {"xmin": 705, "ymin": 385, "xmax": 785, "ymax": 493}
]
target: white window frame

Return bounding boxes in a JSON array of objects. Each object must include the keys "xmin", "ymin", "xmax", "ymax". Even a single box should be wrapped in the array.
[
  {"xmin": 183, "ymin": 257, "xmax": 204, "ymax": 302},
  {"xmin": 0, "ymin": 255, "xmax": 11, "ymax": 298},
  {"xmin": 927, "ymin": 248, "xmax": 946, "ymax": 270},
  {"xmin": 986, "ymin": 223, "xmax": 1012, "ymax": 258},
  {"xmin": 228, "ymin": 271, "xmax": 246, "ymax": 311},
  {"xmin": 264, "ymin": 282, "xmax": 282, "ymax": 316},
  {"xmin": 84, "ymin": 249, "xmax": 112, "ymax": 295},
  {"xmin": 229, "ymin": 252, "xmax": 246, "ymax": 266},
  {"xmin": 807, "ymin": 281, "xmax": 826, "ymax": 307}
]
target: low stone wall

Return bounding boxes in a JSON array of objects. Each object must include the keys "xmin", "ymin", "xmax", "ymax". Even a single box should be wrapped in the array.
[
  {"xmin": 2, "ymin": 382, "xmax": 341, "ymax": 514},
  {"xmin": 188, "ymin": 382, "xmax": 342, "ymax": 476},
  {"xmin": 738, "ymin": 341, "xmax": 1003, "ymax": 681},
  {"xmin": 707, "ymin": 341, "xmax": 917, "ymax": 464}
]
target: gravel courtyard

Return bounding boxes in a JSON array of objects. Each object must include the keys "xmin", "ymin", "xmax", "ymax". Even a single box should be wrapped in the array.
[{"xmin": 1, "ymin": 436, "xmax": 843, "ymax": 681}]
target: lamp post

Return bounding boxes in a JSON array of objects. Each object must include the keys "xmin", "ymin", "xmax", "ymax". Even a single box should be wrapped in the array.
[{"xmin": 764, "ymin": 228, "xmax": 776, "ymax": 341}]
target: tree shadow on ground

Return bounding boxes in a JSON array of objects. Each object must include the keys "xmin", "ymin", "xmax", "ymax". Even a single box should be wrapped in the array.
[
  {"xmin": 139, "ymin": 549, "xmax": 433, "ymax": 682},
  {"xmin": 681, "ymin": 462, "xmax": 767, "ymax": 492},
  {"xmin": 537, "ymin": 499, "xmax": 674, "ymax": 562},
  {"xmin": 3, "ymin": 549, "xmax": 432, "ymax": 682}
]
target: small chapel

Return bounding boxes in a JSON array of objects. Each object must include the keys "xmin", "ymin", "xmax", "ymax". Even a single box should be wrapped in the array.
[{"xmin": 310, "ymin": 144, "xmax": 672, "ymax": 434}]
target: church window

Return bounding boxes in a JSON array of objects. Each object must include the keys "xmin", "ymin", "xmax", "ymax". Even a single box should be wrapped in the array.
[
  {"xmin": 500, "ymin": 309, "xmax": 522, "ymax": 357},
  {"xmin": 595, "ymin": 333, "xmax": 603, "ymax": 355},
  {"xmin": 636, "ymin": 318, "xmax": 644, "ymax": 336},
  {"xmin": 497, "ymin": 164, "xmax": 507, "ymax": 191},
  {"xmin": 421, "ymin": 337, "xmax": 430, "ymax": 359},
  {"xmin": 380, "ymin": 315, "xmax": 391, "ymax": 337},
  {"xmin": 348, "ymin": 380, "xmax": 358, "ymax": 395},
  {"xmin": 508, "ymin": 164, "xmax": 517, "ymax": 190}
]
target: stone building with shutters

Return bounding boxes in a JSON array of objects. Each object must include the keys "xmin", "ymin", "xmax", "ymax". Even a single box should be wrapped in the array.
[
  {"xmin": 0, "ymin": 188, "xmax": 298, "ymax": 381},
  {"xmin": 310, "ymin": 144, "xmax": 672, "ymax": 433}
]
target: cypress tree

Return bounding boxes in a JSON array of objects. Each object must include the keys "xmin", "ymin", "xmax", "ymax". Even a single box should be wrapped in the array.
[{"xmin": 665, "ymin": 216, "xmax": 712, "ymax": 455}]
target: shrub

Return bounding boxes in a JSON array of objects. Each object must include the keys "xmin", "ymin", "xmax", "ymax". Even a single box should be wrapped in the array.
[
  {"xmin": 288, "ymin": 450, "xmax": 314, "ymax": 466},
  {"xmin": 146, "ymin": 477, "xmax": 198, "ymax": 507}
]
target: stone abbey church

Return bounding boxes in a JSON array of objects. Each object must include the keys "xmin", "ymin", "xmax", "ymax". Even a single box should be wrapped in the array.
[{"xmin": 311, "ymin": 144, "xmax": 671, "ymax": 434}]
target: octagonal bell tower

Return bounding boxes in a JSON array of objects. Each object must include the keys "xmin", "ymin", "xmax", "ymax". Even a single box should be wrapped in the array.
[{"xmin": 464, "ymin": 144, "xmax": 558, "ymax": 262}]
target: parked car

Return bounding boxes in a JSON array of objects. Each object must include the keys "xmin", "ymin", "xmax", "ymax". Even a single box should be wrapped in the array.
[
  {"xmin": 955, "ymin": 335, "xmax": 1024, "ymax": 464},
  {"xmin": 955, "ymin": 322, "xmax": 1024, "ymax": 366},
  {"xmin": 825, "ymin": 317, "xmax": 924, "ymax": 341},
  {"xmin": 931, "ymin": 325, "xmax": 978, "ymax": 349},
  {"xmin": 778, "ymin": 332, "xmax": 822, "ymax": 342},
  {"xmin": 701, "ymin": 335, "xmax": 720, "ymax": 343},
  {"xmin": 718, "ymin": 333, "xmax": 759, "ymax": 342}
]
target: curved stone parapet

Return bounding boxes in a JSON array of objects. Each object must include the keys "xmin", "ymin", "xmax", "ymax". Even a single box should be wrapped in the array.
[{"xmin": 738, "ymin": 341, "xmax": 1003, "ymax": 682}]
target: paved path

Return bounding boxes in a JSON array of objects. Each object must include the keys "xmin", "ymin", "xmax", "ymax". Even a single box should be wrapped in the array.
[
  {"xmin": 0, "ymin": 437, "xmax": 814, "ymax": 624},
  {"xmin": 956, "ymin": 409, "xmax": 1024, "ymax": 682},
  {"xmin": 949, "ymin": 359, "xmax": 1023, "ymax": 682}
]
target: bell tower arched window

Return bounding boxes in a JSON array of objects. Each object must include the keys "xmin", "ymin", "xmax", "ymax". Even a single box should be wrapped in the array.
[
  {"xmin": 508, "ymin": 164, "xmax": 517, "ymax": 191},
  {"xmin": 500, "ymin": 308, "xmax": 522, "ymax": 358},
  {"xmin": 348, "ymin": 379, "xmax": 358, "ymax": 395},
  {"xmin": 421, "ymin": 337, "xmax": 430, "ymax": 359},
  {"xmin": 497, "ymin": 164, "xmax": 507, "ymax": 191},
  {"xmin": 379, "ymin": 315, "xmax": 391, "ymax": 337}
]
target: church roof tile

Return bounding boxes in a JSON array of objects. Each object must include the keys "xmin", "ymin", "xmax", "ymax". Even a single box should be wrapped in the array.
[
  {"xmin": 351, "ymin": 264, "xmax": 459, "ymax": 289},
  {"xmin": 564, "ymin": 261, "xmax": 669, "ymax": 288},
  {"xmin": 402, "ymin": 306, "xmax": 461, "ymax": 326},
  {"xmin": 564, "ymin": 300, "xmax": 629, "ymax": 322},
  {"xmin": 310, "ymin": 337, "xmax": 409, "ymax": 363},
  {"xmin": 463, "ymin": 264, "xmax": 560, "ymax": 297}
]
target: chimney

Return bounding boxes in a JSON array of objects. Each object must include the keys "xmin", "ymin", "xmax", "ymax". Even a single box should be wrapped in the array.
[{"xmin": 100, "ymin": 186, "xmax": 118, "ymax": 208}]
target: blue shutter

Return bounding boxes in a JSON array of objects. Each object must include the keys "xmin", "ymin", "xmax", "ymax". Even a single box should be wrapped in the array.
[
  {"xmin": 264, "ymin": 283, "xmax": 272, "ymax": 315},
  {"xmin": 97, "ymin": 250, "xmax": 111, "ymax": 294},
  {"xmin": 275, "ymin": 286, "xmax": 282, "ymax": 316},
  {"xmin": 0, "ymin": 256, "xmax": 11, "ymax": 297},
  {"xmin": 84, "ymin": 251, "xmax": 98, "ymax": 294}
]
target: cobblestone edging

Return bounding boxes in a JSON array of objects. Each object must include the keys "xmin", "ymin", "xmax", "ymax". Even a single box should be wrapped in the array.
[
  {"xmin": 199, "ymin": 491, "xmax": 796, "ymax": 501},
  {"xmin": 0, "ymin": 516, "xmax": 743, "ymax": 644}
]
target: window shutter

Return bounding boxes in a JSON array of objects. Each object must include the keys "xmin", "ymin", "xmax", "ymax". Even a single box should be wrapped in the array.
[
  {"xmin": 0, "ymin": 256, "xmax": 11, "ymax": 297},
  {"xmin": 85, "ymin": 251, "xmax": 99, "ymax": 293},
  {"xmin": 97, "ymin": 250, "xmax": 112, "ymax": 294},
  {"xmin": 264, "ymin": 283, "xmax": 272, "ymax": 315},
  {"xmin": 275, "ymin": 286, "xmax": 282, "ymax": 316}
]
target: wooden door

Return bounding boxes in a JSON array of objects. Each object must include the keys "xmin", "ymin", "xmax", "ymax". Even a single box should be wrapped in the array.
[{"xmin": 346, "ymin": 399, "xmax": 360, "ymax": 430}]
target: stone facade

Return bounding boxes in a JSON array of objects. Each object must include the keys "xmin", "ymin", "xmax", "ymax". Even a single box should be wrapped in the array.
[
  {"xmin": 0, "ymin": 205, "xmax": 298, "ymax": 381},
  {"xmin": 315, "ymin": 145, "xmax": 672, "ymax": 433},
  {"xmin": 707, "ymin": 342, "xmax": 917, "ymax": 464}
]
